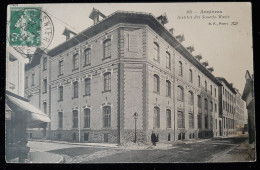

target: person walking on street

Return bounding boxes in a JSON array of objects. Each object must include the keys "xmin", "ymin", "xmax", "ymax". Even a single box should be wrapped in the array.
[{"xmin": 151, "ymin": 131, "xmax": 157, "ymax": 146}]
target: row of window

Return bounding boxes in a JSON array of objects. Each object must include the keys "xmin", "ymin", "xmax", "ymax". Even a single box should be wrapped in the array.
[
  {"xmin": 223, "ymin": 101, "xmax": 235, "ymax": 114},
  {"xmin": 58, "ymin": 106, "xmax": 111, "ymax": 129},
  {"xmin": 35, "ymin": 72, "xmax": 112, "ymax": 99},
  {"xmin": 153, "ymin": 42, "xmax": 172, "ymax": 69},
  {"xmin": 223, "ymin": 87, "xmax": 235, "ymax": 103},
  {"xmin": 153, "ymin": 107, "xmax": 214, "ymax": 130},
  {"xmin": 153, "ymin": 74, "xmax": 217, "ymax": 101},
  {"xmin": 223, "ymin": 117, "xmax": 235, "ymax": 129},
  {"xmin": 58, "ymin": 39, "xmax": 111, "ymax": 75},
  {"xmin": 178, "ymin": 62, "xmax": 217, "ymax": 96}
]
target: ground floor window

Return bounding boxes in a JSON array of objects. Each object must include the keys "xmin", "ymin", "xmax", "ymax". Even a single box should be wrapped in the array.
[
  {"xmin": 168, "ymin": 133, "xmax": 171, "ymax": 141},
  {"xmin": 72, "ymin": 133, "xmax": 76, "ymax": 141},
  {"xmin": 104, "ymin": 133, "xmax": 108, "ymax": 143},
  {"xmin": 57, "ymin": 134, "xmax": 61, "ymax": 140},
  {"xmin": 84, "ymin": 133, "xmax": 89, "ymax": 141}
]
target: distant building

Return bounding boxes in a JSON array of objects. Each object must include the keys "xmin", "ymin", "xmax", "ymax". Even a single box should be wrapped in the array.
[
  {"xmin": 242, "ymin": 70, "xmax": 255, "ymax": 144},
  {"xmin": 216, "ymin": 77, "xmax": 237, "ymax": 136},
  {"xmin": 234, "ymin": 88, "xmax": 245, "ymax": 133},
  {"xmin": 25, "ymin": 9, "xmax": 224, "ymax": 144}
]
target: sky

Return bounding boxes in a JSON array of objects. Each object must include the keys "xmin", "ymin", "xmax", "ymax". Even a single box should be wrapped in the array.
[{"xmin": 12, "ymin": 3, "xmax": 253, "ymax": 94}]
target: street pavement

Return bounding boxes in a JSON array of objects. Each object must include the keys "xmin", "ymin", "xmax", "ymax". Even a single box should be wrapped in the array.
[{"xmin": 27, "ymin": 135, "xmax": 252, "ymax": 163}]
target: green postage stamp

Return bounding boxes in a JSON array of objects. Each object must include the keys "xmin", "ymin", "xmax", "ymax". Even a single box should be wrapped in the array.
[{"xmin": 9, "ymin": 7, "xmax": 42, "ymax": 46}]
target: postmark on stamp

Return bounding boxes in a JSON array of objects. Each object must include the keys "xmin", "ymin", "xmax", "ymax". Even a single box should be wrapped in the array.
[{"xmin": 8, "ymin": 7, "xmax": 54, "ymax": 55}]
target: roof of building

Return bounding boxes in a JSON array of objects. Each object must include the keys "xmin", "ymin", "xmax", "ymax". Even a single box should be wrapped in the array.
[
  {"xmin": 25, "ymin": 48, "xmax": 46, "ymax": 70},
  {"xmin": 216, "ymin": 77, "xmax": 237, "ymax": 94},
  {"xmin": 26, "ymin": 10, "xmax": 222, "ymax": 86},
  {"xmin": 242, "ymin": 70, "xmax": 254, "ymax": 100}
]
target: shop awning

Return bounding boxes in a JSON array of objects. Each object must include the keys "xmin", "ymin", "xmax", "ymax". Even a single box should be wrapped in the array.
[{"xmin": 6, "ymin": 94, "xmax": 50, "ymax": 126}]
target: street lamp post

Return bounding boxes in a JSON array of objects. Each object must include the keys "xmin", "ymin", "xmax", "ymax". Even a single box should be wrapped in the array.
[{"xmin": 133, "ymin": 112, "xmax": 138, "ymax": 143}]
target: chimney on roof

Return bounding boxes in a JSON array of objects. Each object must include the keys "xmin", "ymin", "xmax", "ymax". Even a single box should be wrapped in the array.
[
  {"xmin": 230, "ymin": 83, "xmax": 233, "ymax": 87},
  {"xmin": 201, "ymin": 61, "xmax": 208, "ymax": 67},
  {"xmin": 169, "ymin": 28, "xmax": 174, "ymax": 34},
  {"xmin": 62, "ymin": 27, "xmax": 77, "ymax": 40},
  {"xmin": 89, "ymin": 7, "xmax": 106, "ymax": 25},
  {"xmin": 207, "ymin": 67, "xmax": 214, "ymax": 73},
  {"xmin": 195, "ymin": 54, "xmax": 202, "ymax": 61},
  {"xmin": 187, "ymin": 46, "xmax": 194, "ymax": 53},
  {"xmin": 157, "ymin": 13, "xmax": 168, "ymax": 25},
  {"xmin": 175, "ymin": 34, "xmax": 185, "ymax": 43}
]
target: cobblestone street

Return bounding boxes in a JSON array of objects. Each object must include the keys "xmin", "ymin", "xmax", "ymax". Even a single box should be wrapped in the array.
[{"xmin": 27, "ymin": 135, "xmax": 252, "ymax": 163}]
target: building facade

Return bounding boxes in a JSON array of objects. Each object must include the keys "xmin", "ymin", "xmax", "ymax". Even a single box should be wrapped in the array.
[
  {"xmin": 242, "ymin": 71, "xmax": 255, "ymax": 144},
  {"xmin": 25, "ymin": 9, "xmax": 223, "ymax": 144},
  {"xmin": 217, "ymin": 77, "xmax": 238, "ymax": 136},
  {"xmin": 6, "ymin": 46, "xmax": 50, "ymax": 161},
  {"xmin": 234, "ymin": 89, "xmax": 245, "ymax": 133}
]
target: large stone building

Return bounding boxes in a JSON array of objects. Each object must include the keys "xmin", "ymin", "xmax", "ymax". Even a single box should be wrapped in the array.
[{"xmin": 25, "ymin": 9, "xmax": 227, "ymax": 144}]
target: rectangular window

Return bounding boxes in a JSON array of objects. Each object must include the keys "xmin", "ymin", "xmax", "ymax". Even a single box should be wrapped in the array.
[
  {"xmin": 166, "ymin": 80, "xmax": 171, "ymax": 97},
  {"xmin": 104, "ymin": 73, "xmax": 111, "ymax": 92},
  {"xmin": 214, "ymin": 88, "xmax": 216, "ymax": 97},
  {"xmin": 198, "ymin": 76, "xmax": 201, "ymax": 87},
  {"xmin": 197, "ymin": 95, "xmax": 202, "ymax": 108},
  {"xmin": 72, "ymin": 110, "xmax": 78, "ymax": 128},
  {"xmin": 210, "ymin": 116, "xmax": 213, "ymax": 129},
  {"xmin": 58, "ymin": 60, "xmax": 64, "ymax": 75},
  {"xmin": 104, "ymin": 39, "xmax": 111, "ymax": 59},
  {"xmin": 216, "ymin": 119, "xmax": 217, "ymax": 129},
  {"xmin": 153, "ymin": 43, "xmax": 159, "ymax": 61},
  {"xmin": 43, "ymin": 102, "xmax": 47, "ymax": 114},
  {"xmin": 59, "ymin": 86, "xmax": 63, "ymax": 101},
  {"xmin": 204, "ymin": 99, "xmax": 208, "ymax": 110},
  {"xmin": 58, "ymin": 112, "xmax": 63, "ymax": 129},
  {"xmin": 178, "ymin": 111, "xmax": 184, "ymax": 128},
  {"xmin": 154, "ymin": 75, "xmax": 160, "ymax": 93},
  {"xmin": 166, "ymin": 52, "xmax": 170, "ymax": 69},
  {"xmin": 189, "ymin": 69, "xmax": 193, "ymax": 82},
  {"xmin": 43, "ymin": 57, "xmax": 47, "ymax": 70},
  {"xmin": 85, "ymin": 78, "xmax": 91, "ymax": 96},
  {"xmin": 215, "ymin": 104, "xmax": 217, "ymax": 112},
  {"xmin": 73, "ymin": 82, "xmax": 78, "ymax": 98},
  {"xmin": 84, "ymin": 49, "xmax": 91, "ymax": 66},
  {"xmin": 104, "ymin": 134, "xmax": 109, "ymax": 143},
  {"xmin": 153, "ymin": 107, "xmax": 160, "ymax": 128},
  {"xmin": 73, "ymin": 54, "xmax": 79, "ymax": 70},
  {"xmin": 177, "ymin": 87, "xmax": 183, "ymax": 101},
  {"xmin": 103, "ymin": 106, "xmax": 111, "ymax": 128},
  {"xmin": 32, "ymin": 74, "xmax": 35, "ymax": 86},
  {"xmin": 189, "ymin": 113, "xmax": 194, "ymax": 128},
  {"xmin": 43, "ymin": 79, "xmax": 47, "ymax": 93},
  {"xmin": 198, "ymin": 114, "xmax": 202, "ymax": 128},
  {"xmin": 84, "ymin": 109, "xmax": 90, "ymax": 128},
  {"xmin": 84, "ymin": 133, "xmax": 89, "ymax": 141},
  {"xmin": 205, "ymin": 115, "xmax": 208, "ymax": 129},
  {"xmin": 166, "ymin": 109, "xmax": 171, "ymax": 128}
]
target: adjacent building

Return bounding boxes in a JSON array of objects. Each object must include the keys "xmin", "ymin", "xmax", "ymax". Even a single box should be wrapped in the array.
[
  {"xmin": 242, "ymin": 71, "xmax": 255, "ymax": 144},
  {"xmin": 25, "ymin": 9, "xmax": 244, "ymax": 144},
  {"xmin": 6, "ymin": 46, "xmax": 50, "ymax": 161}
]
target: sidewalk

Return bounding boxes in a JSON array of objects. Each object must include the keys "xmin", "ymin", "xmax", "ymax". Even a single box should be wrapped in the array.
[
  {"xmin": 29, "ymin": 139, "xmax": 119, "ymax": 148},
  {"xmin": 207, "ymin": 141, "xmax": 254, "ymax": 162}
]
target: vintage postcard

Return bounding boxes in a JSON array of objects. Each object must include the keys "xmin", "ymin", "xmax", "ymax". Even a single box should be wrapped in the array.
[{"xmin": 5, "ymin": 3, "xmax": 255, "ymax": 163}]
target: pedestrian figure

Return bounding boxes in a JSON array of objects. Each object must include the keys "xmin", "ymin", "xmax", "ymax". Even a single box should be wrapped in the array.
[{"xmin": 151, "ymin": 131, "xmax": 157, "ymax": 146}]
